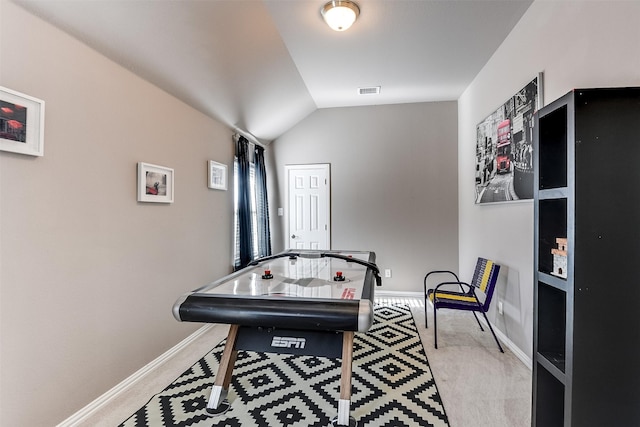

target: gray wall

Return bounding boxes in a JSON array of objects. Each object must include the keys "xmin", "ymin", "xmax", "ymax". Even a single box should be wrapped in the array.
[
  {"xmin": 0, "ymin": 2, "xmax": 234, "ymax": 425},
  {"xmin": 270, "ymin": 102, "xmax": 459, "ymax": 293},
  {"xmin": 458, "ymin": 0, "xmax": 640, "ymax": 363}
]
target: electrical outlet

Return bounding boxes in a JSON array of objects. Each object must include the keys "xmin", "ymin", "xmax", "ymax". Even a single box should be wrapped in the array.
[
  {"xmin": 384, "ymin": 269, "xmax": 392, "ymax": 278},
  {"xmin": 498, "ymin": 301, "xmax": 504, "ymax": 315}
]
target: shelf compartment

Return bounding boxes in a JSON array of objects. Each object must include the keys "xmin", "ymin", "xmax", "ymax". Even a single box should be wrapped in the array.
[
  {"xmin": 538, "ymin": 104, "xmax": 568, "ymax": 190},
  {"xmin": 534, "ymin": 362, "xmax": 565, "ymax": 427},
  {"xmin": 537, "ymin": 281, "xmax": 566, "ymax": 373},
  {"xmin": 538, "ymin": 198, "xmax": 568, "ymax": 277}
]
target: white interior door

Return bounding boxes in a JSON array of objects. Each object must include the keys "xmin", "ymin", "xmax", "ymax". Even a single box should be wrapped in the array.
[{"xmin": 286, "ymin": 164, "xmax": 330, "ymax": 250}]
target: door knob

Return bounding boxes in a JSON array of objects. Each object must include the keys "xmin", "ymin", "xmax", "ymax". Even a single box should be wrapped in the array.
[{"xmin": 291, "ymin": 234, "xmax": 297, "ymax": 238}]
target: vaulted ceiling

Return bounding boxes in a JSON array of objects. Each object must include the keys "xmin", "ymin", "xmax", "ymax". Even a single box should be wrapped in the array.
[{"xmin": 14, "ymin": 0, "xmax": 532, "ymax": 144}]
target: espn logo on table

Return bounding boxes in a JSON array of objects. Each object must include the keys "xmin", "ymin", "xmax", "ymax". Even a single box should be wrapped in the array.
[{"xmin": 271, "ymin": 336, "xmax": 306, "ymax": 349}]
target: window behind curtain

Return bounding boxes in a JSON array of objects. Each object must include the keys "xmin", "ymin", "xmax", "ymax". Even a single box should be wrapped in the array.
[
  {"xmin": 233, "ymin": 160, "xmax": 258, "ymax": 268},
  {"xmin": 233, "ymin": 140, "xmax": 270, "ymax": 269}
]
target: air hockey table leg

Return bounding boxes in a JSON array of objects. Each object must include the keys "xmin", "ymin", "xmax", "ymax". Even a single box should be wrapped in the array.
[
  {"xmin": 206, "ymin": 324, "xmax": 240, "ymax": 415},
  {"xmin": 331, "ymin": 331, "xmax": 357, "ymax": 427}
]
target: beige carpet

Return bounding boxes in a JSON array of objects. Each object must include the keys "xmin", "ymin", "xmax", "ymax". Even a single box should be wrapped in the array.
[{"xmin": 412, "ymin": 306, "xmax": 531, "ymax": 427}]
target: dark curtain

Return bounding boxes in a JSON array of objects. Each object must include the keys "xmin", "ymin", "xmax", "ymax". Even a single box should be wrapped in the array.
[
  {"xmin": 254, "ymin": 145, "xmax": 272, "ymax": 258},
  {"xmin": 235, "ymin": 136, "xmax": 253, "ymax": 269}
]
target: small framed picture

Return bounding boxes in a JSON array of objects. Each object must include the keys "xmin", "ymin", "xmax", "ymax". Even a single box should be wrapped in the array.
[
  {"xmin": 208, "ymin": 160, "xmax": 227, "ymax": 190},
  {"xmin": 137, "ymin": 162, "xmax": 174, "ymax": 203},
  {"xmin": 0, "ymin": 86, "xmax": 45, "ymax": 156}
]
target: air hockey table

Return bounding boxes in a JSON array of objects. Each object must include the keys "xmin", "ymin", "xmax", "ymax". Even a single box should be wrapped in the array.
[{"xmin": 173, "ymin": 249, "xmax": 382, "ymax": 427}]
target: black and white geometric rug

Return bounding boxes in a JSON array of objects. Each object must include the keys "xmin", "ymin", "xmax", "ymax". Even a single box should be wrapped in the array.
[{"xmin": 120, "ymin": 305, "xmax": 449, "ymax": 427}]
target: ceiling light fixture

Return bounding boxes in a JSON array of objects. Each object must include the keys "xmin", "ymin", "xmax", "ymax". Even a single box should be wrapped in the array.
[{"xmin": 321, "ymin": 1, "xmax": 360, "ymax": 32}]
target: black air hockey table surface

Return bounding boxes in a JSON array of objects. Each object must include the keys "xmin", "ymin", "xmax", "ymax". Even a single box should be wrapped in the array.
[{"xmin": 173, "ymin": 249, "xmax": 381, "ymax": 426}]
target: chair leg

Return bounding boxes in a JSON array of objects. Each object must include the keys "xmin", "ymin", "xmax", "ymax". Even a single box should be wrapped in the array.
[
  {"xmin": 433, "ymin": 306, "xmax": 438, "ymax": 349},
  {"xmin": 480, "ymin": 310, "xmax": 504, "ymax": 353},
  {"xmin": 424, "ymin": 292, "xmax": 428, "ymax": 329},
  {"xmin": 471, "ymin": 312, "xmax": 485, "ymax": 331}
]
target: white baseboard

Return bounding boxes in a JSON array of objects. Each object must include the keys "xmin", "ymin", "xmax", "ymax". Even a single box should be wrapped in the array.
[
  {"xmin": 56, "ymin": 324, "xmax": 214, "ymax": 427},
  {"xmin": 375, "ymin": 290, "xmax": 423, "ymax": 299},
  {"xmin": 460, "ymin": 307, "xmax": 532, "ymax": 370},
  {"xmin": 486, "ymin": 319, "xmax": 533, "ymax": 370}
]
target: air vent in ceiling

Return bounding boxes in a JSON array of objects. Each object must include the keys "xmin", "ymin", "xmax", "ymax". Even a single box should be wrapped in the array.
[{"xmin": 358, "ymin": 86, "xmax": 381, "ymax": 95}]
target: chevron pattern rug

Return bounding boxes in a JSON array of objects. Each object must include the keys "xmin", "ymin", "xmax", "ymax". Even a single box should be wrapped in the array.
[{"xmin": 120, "ymin": 305, "xmax": 449, "ymax": 427}]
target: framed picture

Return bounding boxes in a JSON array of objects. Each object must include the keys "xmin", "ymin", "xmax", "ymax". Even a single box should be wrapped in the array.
[
  {"xmin": 208, "ymin": 160, "xmax": 227, "ymax": 190},
  {"xmin": 137, "ymin": 162, "xmax": 174, "ymax": 203},
  {"xmin": 474, "ymin": 73, "xmax": 543, "ymax": 204},
  {"xmin": 0, "ymin": 86, "xmax": 45, "ymax": 156}
]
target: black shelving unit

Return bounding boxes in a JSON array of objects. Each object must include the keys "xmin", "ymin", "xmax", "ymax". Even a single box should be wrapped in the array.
[{"xmin": 533, "ymin": 87, "xmax": 640, "ymax": 427}]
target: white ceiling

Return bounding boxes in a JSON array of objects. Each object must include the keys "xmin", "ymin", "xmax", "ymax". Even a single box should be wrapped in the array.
[{"xmin": 14, "ymin": 0, "xmax": 532, "ymax": 144}]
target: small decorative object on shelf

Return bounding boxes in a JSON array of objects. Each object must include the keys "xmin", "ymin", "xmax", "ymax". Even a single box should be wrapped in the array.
[{"xmin": 551, "ymin": 237, "xmax": 568, "ymax": 278}]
